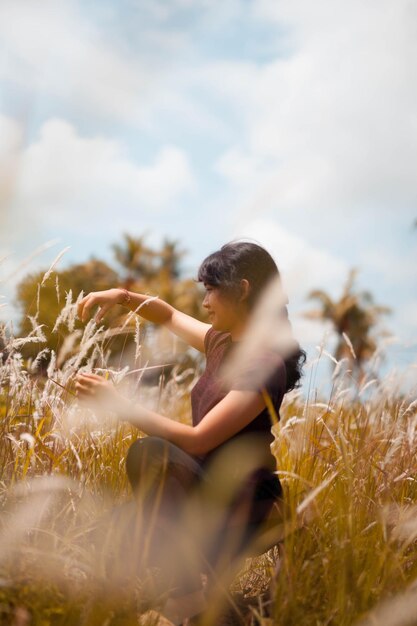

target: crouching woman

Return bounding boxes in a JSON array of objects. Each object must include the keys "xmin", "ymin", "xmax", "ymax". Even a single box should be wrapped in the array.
[{"xmin": 75, "ymin": 241, "xmax": 306, "ymax": 624}]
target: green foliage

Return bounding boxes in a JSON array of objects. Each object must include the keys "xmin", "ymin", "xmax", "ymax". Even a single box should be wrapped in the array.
[
  {"xmin": 111, "ymin": 233, "xmax": 185, "ymax": 286},
  {"xmin": 112, "ymin": 233, "xmax": 158, "ymax": 287},
  {"xmin": 305, "ymin": 269, "xmax": 391, "ymax": 375},
  {"xmin": 12, "ymin": 235, "xmax": 205, "ymax": 368},
  {"xmin": 15, "ymin": 258, "xmax": 121, "ymax": 362}
]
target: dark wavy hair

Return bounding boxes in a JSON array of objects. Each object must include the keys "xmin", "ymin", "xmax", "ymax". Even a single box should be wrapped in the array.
[{"xmin": 197, "ymin": 241, "xmax": 306, "ymax": 392}]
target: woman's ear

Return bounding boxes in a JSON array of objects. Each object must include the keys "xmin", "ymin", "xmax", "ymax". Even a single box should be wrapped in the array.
[{"xmin": 239, "ymin": 279, "xmax": 250, "ymax": 303}]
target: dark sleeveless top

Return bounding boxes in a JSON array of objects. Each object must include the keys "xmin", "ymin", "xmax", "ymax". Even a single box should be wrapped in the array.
[{"xmin": 190, "ymin": 327, "xmax": 287, "ymax": 470}]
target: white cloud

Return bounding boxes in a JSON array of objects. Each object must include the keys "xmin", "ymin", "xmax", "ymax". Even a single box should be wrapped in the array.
[
  {"xmin": 360, "ymin": 247, "xmax": 417, "ymax": 286},
  {"xmin": 0, "ymin": 0, "xmax": 414, "ymax": 378},
  {"xmin": 232, "ymin": 218, "xmax": 348, "ymax": 301},
  {"xmin": 0, "ymin": 115, "xmax": 22, "ymax": 158},
  {"xmin": 356, "ymin": 244, "xmax": 417, "ymax": 343},
  {"xmin": 0, "ymin": 115, "xmax": 29, "ymax": 263},
  {"xmin": 0, "ymin": 114, "xmax": 23, "ymax": 224},
  {"xmin": 1, "ymin": 116, "xmax": 193, "ymax": 240},
  {"xmin": 0, "ymin": 114, "xmax": 193, "ymax": 320},
  {"xmin": 230, "ymin": 218, "xmax": 349, "ymax": 347},
  {"xmin": 291, "ymin": 316, "xmax": 334, "ymax": 348},
  {"xmin": 203, "ymin": 0, "xmax": 417, "ymax": 223},
  {"xmin": 398, "ymin": 302, "xmax": 417, "ymax": 339},
  {"xmin": 0, "ymin": 0, "xmax": 163, "ymax": 125},
  {"xmin": 229, "ymin": 218, "xmax": 417, "ymax": 350},
  {"xmin": 0, "ymin": 0, "xmax": 227, "ymax": 133},
  {"xmin": 198, "ymin": 0, "xmax": 417, "ymax": 360},
  {"xmin": 132, "ymin": 0, "xmax": 243, "ymax": 27},
  {"xmin": 132, "ymin": 0, "xmax": 212, "ymax": 21}
]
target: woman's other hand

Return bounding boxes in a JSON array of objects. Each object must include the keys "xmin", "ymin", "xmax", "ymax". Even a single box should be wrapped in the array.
[
  {"xmin": 74, "ymin": 372, "xmax": 131, "ymax": 416},
  {"xmin": 77, "ymin": 288, "xmax": 125, "ymax": 323}
]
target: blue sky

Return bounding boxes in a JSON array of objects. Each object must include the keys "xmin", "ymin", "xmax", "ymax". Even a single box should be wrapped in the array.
[{"xmin": 1, "ymin": 0, "xmax": 416, "ymax": 391}]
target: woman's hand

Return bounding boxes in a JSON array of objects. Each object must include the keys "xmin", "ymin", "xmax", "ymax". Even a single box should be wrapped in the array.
[
  {"xmin": 74, "ymin": 372, "xmax": 131, "ymax": 416},
  {"xmin": 77, "ymin": 289, "xmax": 126, "ymax": 323}
]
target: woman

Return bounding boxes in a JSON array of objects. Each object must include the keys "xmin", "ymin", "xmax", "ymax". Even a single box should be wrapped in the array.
[{"xmin": 75, "ymin": 241, "xmax": 305, "ymax": 624}]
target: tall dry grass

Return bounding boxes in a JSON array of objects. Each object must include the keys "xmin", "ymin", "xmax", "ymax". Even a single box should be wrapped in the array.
[{"xmin": 0, "ymin": 291, "xmax": 416, "ymax": 626}]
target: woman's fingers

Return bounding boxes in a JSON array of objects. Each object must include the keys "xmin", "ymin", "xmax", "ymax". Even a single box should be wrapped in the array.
[
  {"xmin": 74, "ymin": 373, "xmax": 124, "ymax": 416},
  {"xmin": 77, "ymin": 294, "xmax": 96, "ymax": 322},
  {"xmin": 94, "ymin": 303, "xmax": 111, "ymax": 323},
  {"xmin": 77, "ymin": 294, "xmax": 92, "ymax": 320},
  {"xmin": 75, "ymin": 373, "xmax": 112, "ymax": 397},
  {"xmin": 75, "ymin": 373, "xmax": 102, "ymax": 385},
  {"xmin": 75, "ymin": 381, "xmax": 95, "ymax": 395},
  {"xmin": 77, "ymin": 293, "xmax": 104, "ymax": 323},
  {"xmin": 78, "ymin": 374, "xmax": 106, "ymax": 387},
  {"xmin": 79, "ymin": 372, "xmax": 103, "ymax": 380},
  {"xmin": 77, "ymin": 291, "xmax": 117, "ymax": 323}
]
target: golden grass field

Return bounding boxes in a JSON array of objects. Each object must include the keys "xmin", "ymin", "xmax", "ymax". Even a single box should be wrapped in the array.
[{"xmin": 1, "ymin": 302, "xmax": 417, "ymax": 626}]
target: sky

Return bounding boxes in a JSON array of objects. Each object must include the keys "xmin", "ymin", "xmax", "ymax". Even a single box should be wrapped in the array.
[{"xmin": 0, "ymin": 0, "xmax": 416, "ymax": 392}]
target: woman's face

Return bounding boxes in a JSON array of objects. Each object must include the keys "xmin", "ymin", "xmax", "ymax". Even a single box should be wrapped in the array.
[{"xmin": 202, "ymin": 283, "xmax": 245, "ymax": 332}]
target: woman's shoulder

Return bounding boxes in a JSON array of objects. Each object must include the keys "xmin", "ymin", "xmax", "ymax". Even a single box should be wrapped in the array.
[
  {"xmin": 231, "ymin": 348, "xmax": 287, "ymax": 401},
  {"xmin": 204, "ymin": 326, "xmax": 231, "ymax": 356}
]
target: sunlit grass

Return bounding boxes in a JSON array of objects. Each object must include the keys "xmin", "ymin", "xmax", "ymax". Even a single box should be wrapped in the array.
[{"xmin": 0, "ymin": 301, "xmax": 417, "ymax": 625}]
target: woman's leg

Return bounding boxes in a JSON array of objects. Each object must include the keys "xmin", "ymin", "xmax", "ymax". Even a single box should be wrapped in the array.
[
  {"xmin": 193, "ymin": 472, "xmax": 283, "ymax": 626},
  {"xmin": 201, "ymin": 463, "xmax": 283, "ymax": 572},
  {"xmin": 125, "ymin": 438, "xmax": 283, "ymax": 623},
  {"xmin": 125, "ymin": 437, "xmax": 208, "ymax": 604},
  {"xmin": 126, "ymin": 436, "xmax": 205, "ymax": 501}
]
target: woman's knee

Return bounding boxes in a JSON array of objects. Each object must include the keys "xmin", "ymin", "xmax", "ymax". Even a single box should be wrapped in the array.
[
  {"xmin": 125, "ymin": 437, "xmax": 203, "ymax": 494},
  {"xmin": 126, "ymin": 437, "xmax": 170, "ymax": 491},
  {"xmin": 126, "ymin": 436, "xmax": 168, "ymax": 461}
]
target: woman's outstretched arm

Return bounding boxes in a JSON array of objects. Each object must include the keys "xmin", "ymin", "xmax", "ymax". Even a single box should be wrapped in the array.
[
  {"xmin": 77, "ymin": 288, "xmax": 210, "ymax": 353},
  {"xmin": 122, "ymin": 390, "xmax": 266, "ymax": 456},
  {"xmin": 75, "ymin": 373, "xmax": 265, "ymax": 457}
]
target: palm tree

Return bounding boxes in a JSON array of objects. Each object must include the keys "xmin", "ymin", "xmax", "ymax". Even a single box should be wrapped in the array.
[
  {"xmin": 304, "ymin": 269, "xmax": 391, "ymax": 375},
  {"xmin": 112, "ymin": 233, "xmax": 157, "ymax": 288},
  {"xmin": 159, "ymin": 238, "xmax": 185, "ymax": 280}
]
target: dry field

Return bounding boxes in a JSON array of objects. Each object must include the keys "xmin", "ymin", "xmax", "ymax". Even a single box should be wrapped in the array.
[{"xmin": 0, "ymin": 297, "xmax": 416, "ymax": 626}]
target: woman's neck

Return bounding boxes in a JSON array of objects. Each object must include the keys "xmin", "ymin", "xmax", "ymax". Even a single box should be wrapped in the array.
[{"xmin": 229, "ymin": 317, "xmax": 248, "ymax": 342}]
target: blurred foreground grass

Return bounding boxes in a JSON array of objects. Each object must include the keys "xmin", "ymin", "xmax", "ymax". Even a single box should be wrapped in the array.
[{"xmin": 1, "ymin": 315, "xmax": 417, "ymax": 626}]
